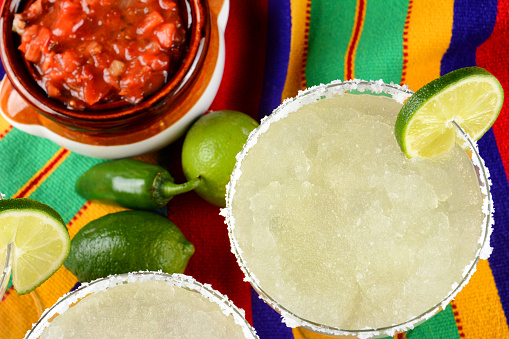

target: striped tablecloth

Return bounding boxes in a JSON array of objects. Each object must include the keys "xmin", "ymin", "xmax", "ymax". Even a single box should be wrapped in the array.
[{"xmin": 1, "ymin": 0, "xmax": 508, "ymax": 338}]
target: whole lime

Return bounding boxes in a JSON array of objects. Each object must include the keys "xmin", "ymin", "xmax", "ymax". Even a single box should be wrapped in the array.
[
  {"xmin": 64, "ymin": 210, "xmax": 194, "ymax": 282},
  {"xmin": 182, "ymin": 110, "xmax": 259, "ymax": 207}
]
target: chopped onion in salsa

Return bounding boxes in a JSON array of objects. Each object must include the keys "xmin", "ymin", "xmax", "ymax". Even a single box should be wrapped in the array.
[{"xmin": 14, "ymin": 0, "xmax": 187, "ymax": 109}]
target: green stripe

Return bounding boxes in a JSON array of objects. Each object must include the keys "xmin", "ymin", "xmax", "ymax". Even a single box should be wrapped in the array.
[
  {"xmin": 354, "ymin": 0, "xmax": 408, "ymax": 83},
  {"xmin": 28, "ymin": 152, "xmax": 104, "ymax": 223},
  {"xmin": 0, "ymin": 129, "xmax": 61, "ymax": 198},
  {"xmin": 306, "ymin": 0, "xmax": 357, "ymax": 86},
  {"xmin": 406, "ymin": 304, "xmax": 461, "ymax": 338}
]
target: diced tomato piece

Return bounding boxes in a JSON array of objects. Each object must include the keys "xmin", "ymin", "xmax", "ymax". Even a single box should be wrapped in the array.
[
  {"xmin": 119, "ymin": 60, "xmax": 151, "ymax": 103},
  {"xmin": 82, "ymin": 80, "xmax": 102, "ymax": 105},
  {"xmin": 159, "ymin": 0, "xmax": 177, "ymax": 10},
  {"xmin": 24, "ymin": 28, "xmax": 51, "ymax": 63},
  {"xmin": 144, "ymin": 41, "xmax": 162, "ymax": 54},
  {"xmin": 46, "ymin": 68, "xmax": 65, "ymax": 83},
  {"xmin": 79, "ymin": 66, "xmax": 105, "ymax": 105},
  {"xmin": 41, "ymin": 51, "xmax": 55, "ymax": 72},
  {"xmin": 103, "ymin": 71, "xmax": 119, "ymax": 89},
  {"xmin": 83, "ymin": 0, "xmax": 99, "ymax": 6},
  {"xmin": 52, "ymin": 1, "xmax": 84, "ymax": 37},
  {"xmin": 54, "ymin": 50, "xmax": 81, "ymax": 74},
  {"xmin": 139, "ymin": 52, "xmax": 169, "ymax": 71},
  {"xmin": 24, "ymin": 0, "xmax": 43, "ymax": 20},
  {"xmin": 18, "ymin": 25, "xmax": 38, "ymax": 54},
  {"xmin": 144, "ymin": 72, "xmax": 165, "ymax": 96},
  {"xmin": 155, "ymin": 23, "xmax": 175, "ymax": 48},
  {"xmin": 136, "ymin": 11, "xmax": 164, "ymax": 36},
  {"xmin": 46, "ymin": 81, "xmax": 61, "ymax": 98},
  {"xmin": 85, "ymin": 41, "xmax": 102, "ymax": 56},
  {"xmin": 92, "ymin": 52, "xmax": 111, "ymax": 70}
]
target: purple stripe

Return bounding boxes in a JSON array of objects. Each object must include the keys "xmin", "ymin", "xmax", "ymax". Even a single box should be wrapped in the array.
[
  {"xmin": 257, "ymin": 0, "xmax": 292, "ymax": 120},
  {"xmin": 251, "ymin": 288, "xmax": 294, "ymax": 339},
  {"xmin": 478, "ymin": 130, "xmax": 509, "ymax": 321},
  {"xmin": 438, "ymin": 0, "xmax": 509, "ymax": 324},
  {"xmin": 440, "ymin": 0, "xmax": 497, "ymax": 74}
]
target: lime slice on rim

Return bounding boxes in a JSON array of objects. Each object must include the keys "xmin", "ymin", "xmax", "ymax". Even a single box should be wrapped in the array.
[
  {"xmin": 395, "ymin": 67, "xmax": 504, "ymax": 158},
  {"xmin": 0, "ymin": 198, "xmax": 70, "ymax": 295}
]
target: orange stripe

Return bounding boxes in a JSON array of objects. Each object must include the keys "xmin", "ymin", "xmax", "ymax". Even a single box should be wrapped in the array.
[
  {"xmin": 281, "ymin": 0, "xmax": 311, "ymax": 101},
  {"xmin": 13, "ymin": 148, "xmax": 70, "ymax": 198},
  {"xmin": 453, "ymin": 260, "xmax": 509, "ymax": 338},
  {"xmin": 344, "ymin": 0, "xmax": 366, "ymax": 80},
  {"xmin": 400, "ymin": 0, "xmax": 413, "ymax": 85},
  {"xmin": 400, "ymin": 0, "xmax": 454, "ymax": 90}
]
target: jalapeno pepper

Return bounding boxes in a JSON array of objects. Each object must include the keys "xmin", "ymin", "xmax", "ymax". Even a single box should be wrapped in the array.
[{"xmin": 75, "ymin": 159, "xmax": 200, "ymax": 209}]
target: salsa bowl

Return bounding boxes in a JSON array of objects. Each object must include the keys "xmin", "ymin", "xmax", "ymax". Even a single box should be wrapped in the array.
[{"xmin": 0, "ymin": 0, "xmax": 229, "ymax": 158}]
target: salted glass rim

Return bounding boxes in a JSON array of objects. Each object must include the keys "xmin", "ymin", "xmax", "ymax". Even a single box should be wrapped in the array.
[
  {"xmin": 0, "ymin": 191, "xmax": 12, "ymax": 302},
  {"xmin": 223, "ymin": 79, "xmax": 494, "ymax": 338},
  {"xmin": 0, "ymin": 242, "xmax": 12, "ymax": 301},
  {"xmin": 24, "ymin": 271, "xmax": 259, "ymax": 339}
]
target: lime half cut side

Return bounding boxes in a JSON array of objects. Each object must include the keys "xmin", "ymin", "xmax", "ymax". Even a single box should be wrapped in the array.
[
  {"xmin": 0, "ymin": 198, "xmax": 70, "ymax": 295},
  {"xmin": 395, "ymin": 67, "xmax": 504, "ymax": 158}
]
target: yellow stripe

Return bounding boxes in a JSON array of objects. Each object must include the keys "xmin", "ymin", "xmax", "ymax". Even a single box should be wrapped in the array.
[
  {"xmin": 281, "ymin": 0, "xmax": 311, "ymax": 101},
  {"xmin": 453, "ymin": 260, "xmax": 509, "ymax": 337},
  {"xmin": 0, "ymin": 113, "xmax": 12, "ymax": 140},
  {"xmin": 293, "ymin": 327, "xmax": 335, "ymax": 339},
  {"xmin": 402, "ymin": 0, "xmax": 454, "ymax": 90},
  {"xmin": 13, "ymin": 148, "xmax": 70, "ymax": 198}
]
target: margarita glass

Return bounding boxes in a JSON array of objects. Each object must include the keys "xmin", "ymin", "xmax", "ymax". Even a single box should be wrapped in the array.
[
  {"xmin": 224, "ymin": 80, "xmax": 492, "ymax": 338},
  {"xmin": 25, "ymin": 271, "xmax": 259, "ymax": 338}
]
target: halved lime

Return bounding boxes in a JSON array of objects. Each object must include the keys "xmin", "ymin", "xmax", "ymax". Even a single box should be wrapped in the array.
[
  {"xmin": 0, "ymin": 198, "xmax": 70, "ymax": 295},
  {"xmin": 395, "ymin": 67, "xmax": 504, "ymax": 158}
]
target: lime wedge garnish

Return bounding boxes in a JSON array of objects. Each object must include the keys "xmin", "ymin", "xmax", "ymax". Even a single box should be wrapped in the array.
[
  {"xmin": 0, "ymin": 198, "xmax": 70, "ymax": 295},
  {"xmin": 395, "ymin": 67, "xmax": 504, "ymax": 158}
]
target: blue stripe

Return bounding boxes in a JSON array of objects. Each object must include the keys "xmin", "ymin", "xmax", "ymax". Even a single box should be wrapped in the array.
[
  {"xmin": 438, "ymin": 0, "xmax": 509, "ymax": 324},
  {"xmin": 478, "ymin": 130, "xmax": 509, "ymax": 322},
  {"xmin": 251, "ymin": 288, "xmax": 294, "ymax": 339},
  {"xmin": 256, "ymin": 0, "xmax": 292, "ymax": 120},
  {"xmin": 440, "ymin": 0, "xmax": 498, "ymax": 73}
]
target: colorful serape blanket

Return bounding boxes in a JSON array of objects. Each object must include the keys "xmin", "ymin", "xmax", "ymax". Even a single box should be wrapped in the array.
[{"xmin": 1, "ymin": 0, "xmax": 509, "ymax": 338}]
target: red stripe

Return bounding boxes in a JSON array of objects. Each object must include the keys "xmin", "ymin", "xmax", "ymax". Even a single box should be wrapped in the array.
[
  {"xmin": 345, "ymin": 0, "xmax": 366, "ymax": 80},
  {"xmin": 451, "ymin": 300, "xmax": 466, "ymax": 338},
  {"xmin": 14, "ymin": 149, "xmax": 69, "ymax": 199},
  {"xmin": 401, "ymin": 0, "xmax": 413, "ymax": 85},
  {"xmin": 67, "ymin": 201, "xmax": 91, "ymax": 229},
  {"xmin": 208, "ymin": 0, "xmax": 267, "ymax": 121},
  {"xmin": 301, "ymin": 0, "xmax": 312, "ymax": 89},
  {"xmin": 0, "ymin": 126, "xmax": 13, "ymax": 140},
  {"xmin": 476, "ymin": 0, "xmax": 509, "ymax": 180},
  {"xmin": 198, "ymin": 0, "xmax": 270, "ymax": 324},
  {"xmin": 1, "ymin": 286, "xmax": 13, "ymax": 302}
]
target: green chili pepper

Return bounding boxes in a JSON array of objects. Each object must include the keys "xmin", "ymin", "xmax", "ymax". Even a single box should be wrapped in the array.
[{"xmin": 75, "ymin": 159, "xmax": 201, "ymax": 209}]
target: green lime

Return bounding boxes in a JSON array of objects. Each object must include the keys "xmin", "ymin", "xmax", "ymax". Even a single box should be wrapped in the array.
[
  {"xmin": 182, "ymin": 110, "xmax": 259, "ymax": 207},
  {"xmin": 0, "ymin": 198, "xmax": 70, "ymax": 295},
  {"xmin": 395, "ymin": 67, "xmax": 504, "ymax": 158},
  {"xmin": 64, "ymin": 210, "xmax": 194, "ymax": 282}
]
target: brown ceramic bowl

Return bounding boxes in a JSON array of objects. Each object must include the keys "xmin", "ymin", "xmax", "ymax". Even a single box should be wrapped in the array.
[{"xmin": 0, "ymin": 0, "xmax": 210, "ymax": 132}]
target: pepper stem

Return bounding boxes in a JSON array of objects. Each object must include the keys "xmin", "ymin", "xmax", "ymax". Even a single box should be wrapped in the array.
[{"xmin": 161, "ymin": 176, "xmax": 201, "ymax": 198}]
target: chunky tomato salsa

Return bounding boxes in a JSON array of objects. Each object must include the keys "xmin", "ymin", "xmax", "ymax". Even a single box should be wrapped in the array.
[{"xmin": 13, "ymin": 0, "xmax": 187, "ymax": 109}]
